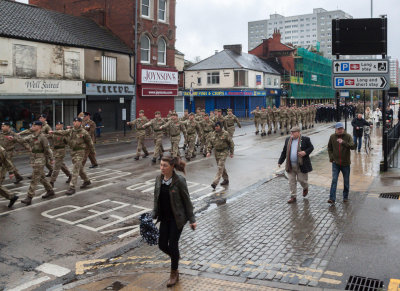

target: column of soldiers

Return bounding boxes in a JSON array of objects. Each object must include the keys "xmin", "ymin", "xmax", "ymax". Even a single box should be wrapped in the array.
[{"xmin": 0, "ymin": 111, "xmax": 98, "ymax": 206}]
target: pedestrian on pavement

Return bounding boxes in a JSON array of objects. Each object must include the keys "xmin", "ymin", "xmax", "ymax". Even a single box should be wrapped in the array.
[
  {"xmin": 328, "ymin": 122, "xmax": 356, "ymax": 204},
  {"xmin": 152, "ymin": 154, "xmax": 196, "ymax": 287},
  {"xmin": 206, "ymin": 122, "xmax": 234, "ymax": 189},
  {"xmin": 351, "ymin": 114, "xmax": 371, "ymax": 152},
  {"xmin": 372, "ymin": 108, "xmax": 382, "ymax": 127},
  {"xmin": 93, "ymin": 108, "xmax": 103, "ymax": 138},
  {"xmin": 278, "ymin": 126, "xmax": 314, "ymax": 204}
]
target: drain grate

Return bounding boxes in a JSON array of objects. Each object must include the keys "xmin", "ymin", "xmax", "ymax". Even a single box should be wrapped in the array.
[
  {"xmin": 345, "ymin": 275, "xmax": 384, "ymax": 291},
  {"xmin": 379, "ymin": 193, "xmax": 400, "ymax": 199},
  {"xmin": 104, "ymin": 281, "xmax": 126, "ymax": 291}
]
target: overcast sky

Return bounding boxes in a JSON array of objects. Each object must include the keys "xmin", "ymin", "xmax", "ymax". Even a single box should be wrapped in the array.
[{"xmin": 18, "ymin": 0, "xmax": 399, "ymax": 62}]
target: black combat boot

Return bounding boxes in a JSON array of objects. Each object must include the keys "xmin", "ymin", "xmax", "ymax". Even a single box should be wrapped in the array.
[
  {"xmin": 21, "ymin": 197, "xmax": 32, "ymax": 205},
  {"xmin": 134, "ymin": 156, "xmax": 140, "ymax": 160},
  {"xmin": 220, "ymin": 180, "xmax": 229, "ymax": 186},
  {"xmin": 46, "ymin": 170, "xmax": 53, "ymax": 177},
  {"xmin": 211, "ymin": 183, "xmax": 217, "ymax": 190},
  {"xmin": 152, "ymin": 158, "xmax": 157, "ymax": 163},
  {"xmin": 80, "ymin": 180, "xmax": 91, "ymax": 189},
  {"xmin": 8, "ymin": 196, "xmax": 18, "ymax": 208},
  {"xmin": 89, "ymin": 164, "xmax": 98, "ymax": 168},
  {"xmin": 143, "ymin": 152, "xmax": 149, "ymax": 158},
  {"xmin": 14, "ymin": 175, "xmax": 23, "ymax": 184},
  {"xmin": 66, "ymin": 188, "xmax": 76, "ymax": 195},
  {"xmin": 42, "ymin": 190, "xmax": 55, "ymax": 199},
  {"xmin": 66, "ymin": 175, "xmax": 72, "ymax": 183}
]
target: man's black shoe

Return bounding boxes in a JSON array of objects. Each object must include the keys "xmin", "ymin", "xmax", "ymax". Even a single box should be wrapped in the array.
[
  {"xmin": 8, "ymin": 196, "xmax": 18, "ymax": 208},
  {"xmin": 134, "ymin": 156, "xmax": 140, "ymax": 160},
  {"xmin": 211, "ymin": 183, "xmax": 217, "ymax": 190},
  {"xmin": 80, "ymin": 181, "xmax": 91, "ymax": 189},
  {"xmin": 14, "ymin": 176, "xmax": 23, "ymax": 184},
  {"xmin": 42, "ymin": 190, "xmax": 55, "ymax": 199},
  {"xmin": 66, "ymin": 189, "xmax": 76, "ymax": 195},
  {"xmin": 152, "ymin": 158, "xmax": 157, "ymax": 163},
  {"xmin": 143, "ymin": 152, "xmax": 149, "ymax": 158},
  {"xmin": 89, "ymin": 164, "xmax": 98, "ymax": 168}
]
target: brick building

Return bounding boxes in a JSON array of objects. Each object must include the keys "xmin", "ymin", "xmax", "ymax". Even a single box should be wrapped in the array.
[{"xmin": 30, "ymin": 0, "xmax": 179, "ymax": 118}]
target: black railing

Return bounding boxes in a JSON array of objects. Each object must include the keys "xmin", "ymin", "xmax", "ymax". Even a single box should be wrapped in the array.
[{"xmin": 387, "ymin": 122, "xmax": 400, "ymax": 168}]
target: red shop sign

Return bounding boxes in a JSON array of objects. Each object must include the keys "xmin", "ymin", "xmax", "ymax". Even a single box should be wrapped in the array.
[{"xmin": 142, "ymin": 88, "xmax": 178, "ymax": 97}]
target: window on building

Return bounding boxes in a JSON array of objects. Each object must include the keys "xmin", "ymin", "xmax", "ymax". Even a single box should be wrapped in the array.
[
  {"xmin": 101, "ymin": 56, "xmax": 117, "ymax": 82},
  {"xmin": 64, "ymin": 51, "xmax": 80, "ymax": 79},
  {"xmin": 266, "ymin": 77, "xmax": 272, "ymax": 86},
  {"xmin": 197, "ymin": 77, "xmax": 201, "ymax": 85},
  {"xmin": 207, "ymin": 72, "xmax": 220, "ymax": 85},
  {"xmin": 158, "ymin": 0, "xmax": 166, "ymax": 21},
  {"xmin": 157, "ymin": 38, "xmax": 166, "ymax": 65},
  {"xmin": 13, "ymin": 44, "xmax": 37, "ymax": 77},
  {"xmin": 234, "ymin": 70, "xmax": 248, "ymax": 87},
  {"xmin": 140, "ymin": 35, "xmax": 150, "ymax": 63},
  {"xmin": 142, "ymin": 0, "xmax": 150, "ymax": 17},
  {"xmin": 274, "ymin": 78, "xmax": 279, "ymax": 86}
]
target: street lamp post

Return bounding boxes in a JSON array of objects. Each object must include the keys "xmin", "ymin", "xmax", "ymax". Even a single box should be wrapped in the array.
[{"xmin": 190, "ymin": 82, "xmax": 195, "ymax": 113}]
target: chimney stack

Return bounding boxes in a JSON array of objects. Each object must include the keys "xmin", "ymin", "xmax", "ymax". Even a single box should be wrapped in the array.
[{"xmin": 223, "ymin": 44, "xmax": 242, "ymax": 55}]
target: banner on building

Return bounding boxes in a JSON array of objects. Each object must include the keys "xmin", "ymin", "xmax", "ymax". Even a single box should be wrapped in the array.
[
  {"xmin": 86, "ymin": 83, "xmax": 134, "ymax": 95},
  {"xmin": 142, "ymin": 88, "xmax": 178, "ymax": 97},
  {"xmin": 183, "ymin": 90, "xmax": 267, "ymax": 97},
  {"xmin": 141, "ymin": 69, "xmax": 178, "ymax": 85},
  {"xmin": 0, "ymin": 78, "xmax": 82, "ymax": 95}
]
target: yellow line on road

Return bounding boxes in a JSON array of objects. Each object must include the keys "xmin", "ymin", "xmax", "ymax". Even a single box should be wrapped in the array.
[
  {"xmin": 388, "ymin": 279, "xmax": 400, "ymax": 291},
  {"xmin": 319, "ymin": 277, "xmax": 342, "ymax": 284},
  {"xmin": 324, "ymin": 270, "xmax": 343, "ymax": 277}
]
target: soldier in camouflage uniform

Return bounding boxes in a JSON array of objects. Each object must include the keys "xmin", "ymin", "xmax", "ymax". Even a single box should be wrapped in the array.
[
  {"xmin": 0, "ymin": 121, "xmax": 29, "ymax": 184},
  {"xmin": 143, "ymin": 111, "xmax": 166, "ymax": 163},
  {"xmin": 295, "ymin": 106, "xmax": 302, "ymax": 127},
  {"xmin": 209, "ymin": 111, "xmax": 215, "ymax": 123},
  {"xmin": 83, "ymin": 112, "xmax": 98, "ymax": 168},
  {"xmin": 0, "ymin": 145, "xmax": 19, "ymax": 208},
  {"xmin": 307, "ymin": 106, "xmax": 312, "ymax": 129},
  {"xmin": 184, "ymin": 113, "xmax": 202, "ymax": 161},
  {"xmin": 279, "ymin": 106, "xmax": 289, "ymax": 135},
  {"xmin": 180, "ymin": 110, "xmax": 189, "ymax": 122},
  {"xmin": 266, "ymin": 106, "xmax": 273, "ymax": 135},
  {"xmin": 206, "ymin": 122, "xmax": 234, "ymax": 189},
  {"xmin": 250, "ymin": 106, "xmax": 261, "ymax": 135},
  {"xmin": 200, "ymin": 114, "xmax": 214, "ymax": 157},
  {"xmin": 160, "ymin": 112, "xmax": 187, "ymax": 158},
  {"xmin": 214, "ymin": 109, "xmax": 225, "ymax": 126},
  {"xmin": 301, "ymin": 106, "xmax": 308, "ymax": 130},
  {"xmin": 224, "ymin": 109, "xmax": 241, "ymax": 138},
  {"xmin": 311, "ymin": 105, "xmax": 317, "ymax": 128},
  {"xmin": 288, "ymin": 105, "xmax": 297, "ymax": 130},
  {"xmin": 128, "ymin": 110, "xmax": 149, "ymax": 160},
  {"xmin": 272, "ymin": 105, "xmax": 279, "ymax": 134},
  {"xmin": 195, "ymin": 109, "xmax": 205, "ymax": 147},
  {"xmin": 48, "ymin": 122, "xmax": 72, "ymax": 187},
  {"xmin": 52, "ymin": 117, "xmax": 94, "ymax": 195},
  {"xmin": 259, "ymin": 107, "xmax": 269, "ymax": 136},
  {"xmin": 17, "ymin": 121, "xmax": 55, "ymax": 205}
]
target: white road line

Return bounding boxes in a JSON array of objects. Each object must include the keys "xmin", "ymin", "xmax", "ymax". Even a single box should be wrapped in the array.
[
  {"xmin": 7, "ymin": 276, "xmax": 51, "ymax": 291},
  {"xmin": 35, "ymin": 263, "xmax": 71, "ymax": 277},
  {"xmin": 0, "ymin": 183, "xmax": 113, "ymax": 217},
  {"xmin": 192, "ymin": 187, "xmax": 224, "ymax": 202},
  {"xmin": 92, "ymin": 172, "xmax": 131, "ymax": 182}
]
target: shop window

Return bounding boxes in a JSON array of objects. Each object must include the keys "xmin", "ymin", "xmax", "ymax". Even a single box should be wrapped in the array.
[
  {"xmin": 142, "ymin": 0, "xmax": 150, "ymax": 17},
  {"xmin": 157, "ymin": 38, "xmax": 166, "ymax": 65},
  {"xmin": 13, "ymin": 44, "xmax": 37, "ymax": 77},
  {"xmin": 234, "ymin": 70, "xmax": 248, "ymax": 87},
  {"xmin": 101, "ymin": 56, "xmax": 117, "ymax": 82},
  {"xmin": 140, "ymin": 35, "xmax": 151, "ymax": 63},
  {"xmin": 64, "ymin": 51, "xmax": 80, "ymax": 79},
  {"xmin": 207, "ymin": 72, "xmax": 220, "ymax": 85},
  {"xmin": 158, "ymin": 0, "xmax": 166, "ymax": 22}
]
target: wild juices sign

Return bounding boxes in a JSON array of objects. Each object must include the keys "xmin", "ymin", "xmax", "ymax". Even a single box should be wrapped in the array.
[{"xmin": 141, "ymin": 69, "xmax": 178, "ymax": 85}]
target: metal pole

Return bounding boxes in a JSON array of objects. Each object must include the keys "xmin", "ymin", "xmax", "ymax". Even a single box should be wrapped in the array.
[
  {"xmin": 370, "ymin": 0, "xmax": 374, "ymax": 110},
  {"xmin": 382, "ymin": 48, "xmax": 388, "ymax": 171},
  {"xmin": 363, "ymin": 89, "xmax": 366, "ymax": 116},
  {"xmin": 345, "ymin": 95, "xmax": 347, "ymax": 131},
  {"xmin": 336, "ymin": 55, "xmax": 340, "ymax": 122},
  {"xmin": 131, "ymin": 0, "xmax": 138, "ymax": 121}
]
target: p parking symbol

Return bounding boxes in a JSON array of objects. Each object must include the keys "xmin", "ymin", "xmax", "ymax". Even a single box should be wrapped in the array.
[{"xmin": 335, "ymin": 78, "xmax": 344, "ymax": 87}]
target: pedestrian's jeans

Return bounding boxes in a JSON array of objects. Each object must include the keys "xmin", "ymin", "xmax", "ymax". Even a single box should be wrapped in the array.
[
  {"xmin": 158, "ymin": 219, "xmax": 183, "ymax": 270},
  {"xmin": 96, "ymin": 123, "xmax": 102, "ymax": 137},
  {"xmin": 329, "ymin": 162, "xmax": 350, "ymax": 202},
  {"xmin": 353, "ymin": 135, "xmax": 362, "ymax": 151}
]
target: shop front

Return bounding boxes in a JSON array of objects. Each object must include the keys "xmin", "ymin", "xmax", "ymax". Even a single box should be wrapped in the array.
[
  {"xmin": 265, "ymin": 88, "xmax": 282, "ymax": 108},
  {"xmin": 182, "ymin": 90, "xmax": 267, "ymax": 118},
  {"xmin": 136, "ymin": 65, "xmax": 179, "ymax": 117},
  {"xmin": 0, "ymin": 78, "xmax": 84, "ymax": 130},
  {"xmin": 85, "ymin": 83, "xmax": 134, "ymax": 132}
]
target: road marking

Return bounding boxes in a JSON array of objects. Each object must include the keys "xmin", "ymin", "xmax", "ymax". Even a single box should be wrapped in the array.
[
  {"xmin": 8, "ymin": 276, "xmax": 51, "ymax": 291},
  {"xmin": 35, "ymin": 263, "xmax": 71, "ymax": 277},
  {"xmin": 324, "ymin": 270, "xmax": 343, "ymax": 277},
  {"xmin": 318, "ymin": 277, "xmax": 342, "ymax": 284},
  {"xmin": 388, "ymin": 278, "xmax": 400, "ymax": 291}
]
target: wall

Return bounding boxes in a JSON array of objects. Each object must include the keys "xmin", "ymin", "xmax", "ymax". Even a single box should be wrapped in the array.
[
  {"xmin": 84, "ymin": 49, "xmax": 133, "ymax": 83},
  {"xmin": 0, "ymin": 37, "xmax": 84, "ymax": 79},
  {"xmin": 185, "ymin": 69, "xmax": 234, "ymax": 89},
  {"xmin": 175, "ymin": 53, "xmax": 184, "ymax": 72}
]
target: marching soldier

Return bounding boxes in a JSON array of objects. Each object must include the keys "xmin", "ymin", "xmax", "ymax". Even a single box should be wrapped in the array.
[
  {"xmin": 180, "ymin": 109, "xmax": 189, "ymax": 122},
  {"xmin": 250, "ymin": 106, "xmax": 261, "ymax": 135},
  {"xmin": 18, "ymin": 121, "xmax": 55, "ymax": 205},
  {"xmin": 184, "ymin": 113, "xmax": 202, "ymax": 161},
  {"xmin": 0, "ymin": 145, "xmax": 19, "ymax": 208},
  {"xmin": 200, "ymin": 114, "xmax": 214, "ymax": 157},
  {"xmin": 224, "ymin": 109, "xmax": 241, "ymax": 138},
  {"xmin": 272, "ymin": 105, "xmax": 279, "ymax": 134},
  {"xmin": 259, "ymin": 107, "xmax": 269, "ymax": 136},
  {"xmin": 0, "ymin": 122, "xmax": 29, "ymax": 184},
  {"xmin": 312, "ymin": 105, "xmax": 317, "ymax": 128},
  {"xmin": 301, "ymin": 106, "xmax": 308, "ymax": 130},
  {"xmin": 48, "ymin": 122, "xmax": 72, "ymax": 187},
  {"xmin": 83, "ymin": 112, "xmax": 98, "ymax": 168},
  {"xmin": 143, "ymin": 111, "xmax": 166, "ymax": 163},
  {"xmin": 160, "ymin": 112, "xmax": 187, "ymax": 158},
  {"xmin": 266, "ymin": 106, "xmax": 273, "ymax": 135},
  {"xmin": 127, "ymin": 110, "xmax": 149, "ymax": 160},
  {"xmin": 295, "ymin": 106, "xmax": 302, "ymax": 127},
  {"xmin": 51, "ymin": 117, "xmax": 94, "ymax": 195},
  {"xmin": 214, "ymin": 109, "xmax": 225, "ymax": 125},
  {"xmin": 279, "ymin": 106, "xmax": 289, "ymax": 135},
  {"xmin": 288, "ymin": 105, "xmax": 297, "ymax": 130},
  {"xmin": 209, "ymin": 111, "xmax": 215, "ymax": 123},
  {"xmin": 206, "ymin": 122, "xmax": 234, "ymax": 189}
]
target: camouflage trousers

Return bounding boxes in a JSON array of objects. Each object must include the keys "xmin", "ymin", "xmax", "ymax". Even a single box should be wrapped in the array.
[
  {"xmin": 82, "ymin": 148, "xmax": 97, "ymax": 167},
  {"xmin": 7, "ymin": 151, "xmax": 23, "ymax": 179},
  {"xmin": 290, "ymin": 118, "xmax": 296, "ymax": 130},
  {"xmin": 50, "ymin": 148, "xmax": 71, "ymax": 183},
  {"xmin": 297, "ymin": 117, "xmax": 302, "ymax": 127},
  {"xmin": 170, "ymin": 135, "xmax": 181, "ymax": 158},
  {"xmin": 45, "ymin": 155, "xmax": 53, "ymax": 172},
  {"xmin": 153, "ymin": 131, "xmax": 164, "ymax": 158},
  {"xmin": 272, "ymin": 120, "xmax": 278, "ymax": 133},
  {"xmin": 260, "ymin": 120, "xmax": 268, "ymax": 134},
  {"xmin": 70, "ymin": 150, "xmax": 90, "ymax": 190},
  {"xmin": 280, "ymin": 119, "xmax": 288, "ymax": 134},
  {"xmin": 212, "ymin": 151, "xmax": 229, "ymax": 185},
  {"xmin": 186, "ymin": 133, "xmax": 197, "ymax": 158},
  {"xmin": 302, "ymin": 118, "xmax": 308, "ymax": 129},
  {"xmin": 136, "ymin": 134, "xmax": 148, "ymax": 157},
  {"xmin": 254, "ymin": 118, "xmax": 261, "ymax": 132},
  {"xmin": 227, "ymin": 126, "xmax": 235, "ymax": 138},
  {"xmin": 27, "ymin": 154, "xmax": 52, "ymax": 198},
  {"xmin": 200, "ymin": 132, "xmax": 212, "ymax": 154},
  {"xmin": 0, "ymin": 165, "xmax": 15, "ymax": 200}
]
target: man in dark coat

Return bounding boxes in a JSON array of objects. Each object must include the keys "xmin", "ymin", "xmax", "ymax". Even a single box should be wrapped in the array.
[
  {"xmin": 351, "ymin": 114, "xmax": 371, "ymax": 152},
  {"xmin": 278, "ymin": 126, "xmax": 314, "ymax": 204},
  {"xmin": 93, "ymin": 108, "xmax": 102, "ymax": 138}
]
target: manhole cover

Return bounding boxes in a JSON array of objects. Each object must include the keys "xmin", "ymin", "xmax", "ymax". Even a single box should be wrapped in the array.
[
  {"xmin": 345, "ymin": 275, "xmax": 384, "ymax": 291},
  {"xmin": 379, "ymin": 193, "xmax": 400, "ymax": 199},
  {"xmin": 104, "ymin": 281, "xmax": 126, "ymax": 291}
]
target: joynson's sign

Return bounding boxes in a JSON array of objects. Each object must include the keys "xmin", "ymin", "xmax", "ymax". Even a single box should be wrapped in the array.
[
  {"xmin": 0, "ymin": 78, "xmax": 82, "ymax": 95},
  {"xmin": 141, "ymin": 69, "xmax": 178, "ymax": 85},
  {"xmin": 86, "ymin": 83, "xmax": 134, "ymax": 96}
]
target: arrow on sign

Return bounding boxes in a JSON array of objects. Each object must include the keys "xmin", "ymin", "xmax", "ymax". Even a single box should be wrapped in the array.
[
  {"xmin": 335, "ymin": 63, "xmax": 340, "ymax": 72},
  {"xmin": 380, "ymin": 77, "xmax": 386, "ymax": 88}
]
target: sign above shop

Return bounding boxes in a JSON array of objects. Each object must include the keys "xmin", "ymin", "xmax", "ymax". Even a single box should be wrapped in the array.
[
  {"xmin": 183, "ymin": 90, "xmax": 267, "ymax": 97},
  {"xmin": 0, "ymin": 78, "xmax": 82, "ymax": 95},
  {"xmin": 141, "ymin": 69, "xmax": 178, "ymax": 85},
  {"xmin": 86, "ymin": 83, "xmax": 134, "ymax": 96},
  {"xmin": 142, "ymin": 88, "xmax": 178, "ymax": 97}
]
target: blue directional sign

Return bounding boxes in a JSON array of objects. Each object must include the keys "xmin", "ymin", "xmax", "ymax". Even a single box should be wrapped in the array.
[
  {"xmin": 335, "ymin": 78, "xmax": 345, "ymax": 87},
  {"xmin": 341, "ymin": 63, "xmax": 349, "ymax": 71}
]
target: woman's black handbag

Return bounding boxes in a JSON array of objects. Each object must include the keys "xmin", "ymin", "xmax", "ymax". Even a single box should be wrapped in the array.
[{"xmin": 139, "ymin": 213, "xmax": 159, "ymax": 246}]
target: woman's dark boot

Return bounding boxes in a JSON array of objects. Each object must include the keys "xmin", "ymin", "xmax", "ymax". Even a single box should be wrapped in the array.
[{"xmin": 167, "ymin": 269, "xmax": 179, "ymax": 287}]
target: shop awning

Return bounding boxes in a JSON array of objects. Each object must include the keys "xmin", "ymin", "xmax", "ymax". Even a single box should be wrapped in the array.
[{"xmin": 0, "ymin": 95, "xmax": 86, "ymax": 100}]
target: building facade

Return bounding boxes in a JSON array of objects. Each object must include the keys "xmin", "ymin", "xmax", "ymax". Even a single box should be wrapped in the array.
[
  {"xmin": 389, "ymin": 58, "xmax": 399, "ymax": 87},
  {"xmin": 31, "ymin": 0, "xmax": 179, "ymax": 118},
  {"xmin": 248, "ymin": 8, "xmax": 352, "ymax": 59},
  {"xmin": 184, "ymin": 45, "xmax": 281, "ymax": 117}
]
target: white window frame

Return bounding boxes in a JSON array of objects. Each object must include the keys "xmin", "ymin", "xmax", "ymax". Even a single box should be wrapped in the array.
[
  {"xmin": 207, "ymin": 72, "xmax": 220, "ymax": 85},
  {"xmin": 141, "ymin": 0, "xmax": 150, "ymax": 18},
  {"xmin": 140, "ymin": 35, "xmax": 151, "ymax": 64},
  {"xmin": 157, "ymin": 38, "xmax": 166, "ymax": 65},
  {"xmin": 101, "ymin": 56, "xmax": 117, "ymax": 82},
  {"xmin": 158, "ymin": 0, "xmax": 166, "ymax": 22}
]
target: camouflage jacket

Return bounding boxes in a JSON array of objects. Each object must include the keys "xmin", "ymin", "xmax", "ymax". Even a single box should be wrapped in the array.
[
  {"xmin": 251, "ymin": 109, "xmax": 261, "ymax": 119},
  {"xmin": 200, "ymin": 120, "xmax": 214, "ymax": 134},
  {"xmin": 185, "ymin": 120, "xmax": 202, "ymax": 136},
  {"xmin": 143, "ymin": 117, "xmax": 166, "ymax": 133},
  {"xmin": 259, "ymin": 111, "xmax": 269, "ymax": 122},
  {"xmin": 161, "ymin": 120, "xmax": 187, "ymax": 137},
  {"xmin": 23, "ymin": 132, "xmax": 53, "ymax": 161},
  {"xmin": 53, "ymin": 127, "xmax": 94, "ymax": 153},
  {"xmin": 0, "ymin": 130, "xmax": 29, "ymax": 152},
  {"xmin": 129, "ymin": 116, "xmax": 149, "ymax": 137},
  {"xmin": 0, "ymin": 145, "xmax": 14, "ymax": 171},
  {"xmin": 224, "ymin": 114, "xmax": 241, "ymax": 128},
  {"xmin": 207, "ymin": 129, "xmax": 234, "ymax": 155}
]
